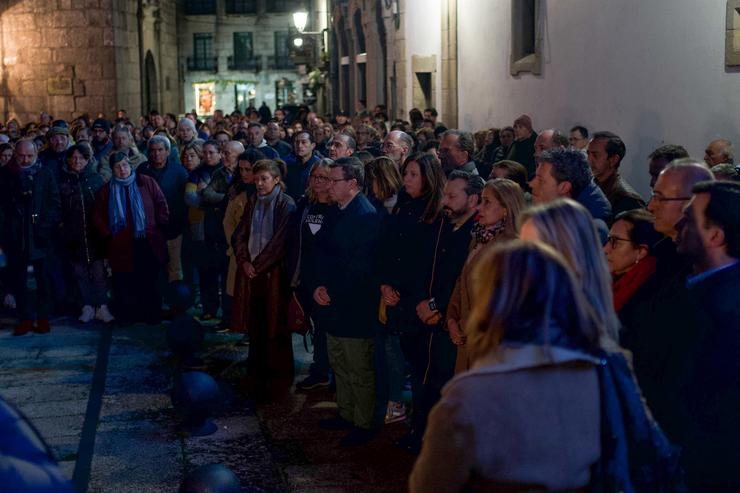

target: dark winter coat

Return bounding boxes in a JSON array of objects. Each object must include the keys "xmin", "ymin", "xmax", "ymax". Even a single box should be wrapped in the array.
[
  {"xmin": 680, "ymin": 261, "xmax": 740, "ymax": 491},
  {"xmin": 199, "ymin": 165, "xmax": 234, "ymax": 249},
  {"xmin": 310, "ymin": 193, "xmax": 381, "ymax": 338},
  {"xmin": 231, "ymin": 191, "xmax": 296, "ymax": 336},
  {"xmin": 379, "ymin": 196, "xmax": 439, "ymax": 333},
  {"xmin": 599, "ymin": 173, "xmax": 646, "ymax": 216},
  {"xmin": 38, "ymin": 148, "xmax": 68, "ymax": 179},
  {"xmin": 0, "ymin": 162, "xmax": 61, "ymax": 261},
  {"xmin": 58, "ymin": 164, "xmax": 105, "ymax": 263},
  {"xmin": 507, "ymin": 132, "xmax": 538, "ymax": 178},
  {"xmin": 430, "ymin": 216, "xmax": 477, "ymax": 317},
  {"xmin": 92, "ymin": 173, "xmax": 169, "ymax": 273},
  {"xmin": 139, "ymin": 161, "xmax": 189, "ymax": 239},
  {"xmin": 283, "ymin": 152, "xmax": 320, "ymax": 200},
  {"xmin": 576, "ymin": 179, "xmax": 613, "ymax": 242}
]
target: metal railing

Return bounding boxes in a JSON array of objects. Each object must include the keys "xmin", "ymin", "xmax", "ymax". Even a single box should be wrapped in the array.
[
  {"xmin": 267, "ymin": 55, "xmax": 294, "ymax": 70},
  {"xmin": 227, "ymin": 56, "xmax": 261, "ymax": 71},
  {"xmin": 187, "ymin": 56, "xmax": 218, "ymax": 72}
]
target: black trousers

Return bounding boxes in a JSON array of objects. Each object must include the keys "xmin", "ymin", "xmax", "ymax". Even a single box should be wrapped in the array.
[
  {"xmin": 400, "ymin": 329, "xmax": 457, "ymax": 436},
  {"xmin": 111, "ymin": 240, "xmax": 162, "ymax": 324}
]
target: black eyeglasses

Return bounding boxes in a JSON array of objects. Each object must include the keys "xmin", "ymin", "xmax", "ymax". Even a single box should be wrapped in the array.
[
  {"xmin": 605, "ymin": 235, "xmax": 633, "ymax": 249},
  {"xmin": 650, "ymin": 192, "xmax": 692, "ymax": 203},
  {"xmin": 328, "ymin": 177, "xmax": 349, "ymax": 184}
]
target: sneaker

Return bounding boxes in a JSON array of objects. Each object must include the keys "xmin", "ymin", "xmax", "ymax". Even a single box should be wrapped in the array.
[
  {"xmin": 79, "ymin": 305, "xmax": 95, "ymax": 323},
  {"xmin": 34, "ymin": 319, "xmax": 50, "ymax": 334},
  {"xmin": 384, "ymin": 401, "xmax": 407, "ymax": 424},
  {"xmin": 340, "ymin": 427, "xmax": 375, "ymax": 447},
  {"xmin": 296, "ymin": 374, "xmax": 331, "ymax": 391},
  {"xmin": 13, "ymin": 320, "xmax": 33, "ymax": 336},
  {"xmin": 95, "ymin": 305, "xmax": 115, "ymax": 324}
]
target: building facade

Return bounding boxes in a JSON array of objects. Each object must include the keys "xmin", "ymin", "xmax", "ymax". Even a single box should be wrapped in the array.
[{"xmin": 178, "ymin": 0, "xmax": 305, "ymax": 116}]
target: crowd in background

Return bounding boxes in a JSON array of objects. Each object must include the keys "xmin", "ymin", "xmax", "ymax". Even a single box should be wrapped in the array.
[{"xmin": 1, "ymin": 103, "xmax": 739, "ymax": 492}]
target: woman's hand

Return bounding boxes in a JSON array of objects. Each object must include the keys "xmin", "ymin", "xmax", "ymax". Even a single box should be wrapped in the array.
[
  {"xmin": 381, "ymin": 284, "xmax": 400, "ymax": 306},
  {"xmin": 447, "ymin": 319, "xmax": 466, "ymax": 346},
  {"xmin": 242, "ymin": 262, "xmax": 257, "ymax": 279}
]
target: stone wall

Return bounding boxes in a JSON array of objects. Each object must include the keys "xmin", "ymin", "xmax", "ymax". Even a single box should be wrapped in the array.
[
  {"xmin": 0, "ymin": 0, "xmax": 180, "ymax": 124},
  {"xmin": 0, "ymin": 0, "xmax": 118, "ymax": 123}
]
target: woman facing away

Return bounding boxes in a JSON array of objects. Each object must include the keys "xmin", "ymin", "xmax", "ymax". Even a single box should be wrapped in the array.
[
  {"xmin": 410, "ymin": 241, "xmax": 603, "ymax": 492},
  {"xmin": 231, "ymin": 159, "xmax": 296, "ymax": 400},
  {"xmin": 446, "ymin": 178, "xmax": 525, "ymax": 373}
]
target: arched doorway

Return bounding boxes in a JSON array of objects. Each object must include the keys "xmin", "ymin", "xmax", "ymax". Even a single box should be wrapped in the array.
[{"xmin": 144, "ymin": 51, "xmax": 159, "ymax": 113}]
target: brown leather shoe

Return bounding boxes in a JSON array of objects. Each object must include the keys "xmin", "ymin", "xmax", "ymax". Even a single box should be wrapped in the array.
[
  {"xmin": 13, "ymin": 320, "xmax": 33, "ymax": 336},
  {"xmin": 34, "ymin": 319, "xmax": 50, "ymax": 334}
]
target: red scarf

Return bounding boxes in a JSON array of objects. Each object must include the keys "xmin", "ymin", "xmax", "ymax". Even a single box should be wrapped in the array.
[{"xmin": 612, "ymin": 256, "xmax": 657, "ymax": 312}]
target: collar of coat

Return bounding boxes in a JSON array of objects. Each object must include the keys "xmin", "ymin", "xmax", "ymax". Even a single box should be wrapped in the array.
[{"xmin": 446, "ymin": 343, "xmax": 600, "ymax": 391}]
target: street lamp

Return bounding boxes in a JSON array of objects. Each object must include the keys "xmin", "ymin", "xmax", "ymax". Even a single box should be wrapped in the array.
[{"xmin": 293, "ymin": 10, "xmax": 309, "ymax": 33}]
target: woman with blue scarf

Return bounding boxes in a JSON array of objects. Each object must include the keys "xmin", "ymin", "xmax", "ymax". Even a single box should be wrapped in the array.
[
  {"xmin": 231, "ymin": 159, "xmax": 296, "ymax": 401},
  {"xmin": 93, "ymin": 152, "xmax": 169, "ymax": 324}
]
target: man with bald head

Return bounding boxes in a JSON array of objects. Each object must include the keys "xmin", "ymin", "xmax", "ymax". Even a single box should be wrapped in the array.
[
  {"xmin": 0, "ymin": 139, "xmax": 61, "ymax": 335},
  {"xmin": 624, "ymin": 159, "xmax": 716, "ymax": 445},
  {"xmin": 704, "ymin": 138, "xmax": 734, "ymax": 167},
  {"xmin": 382, "ymin": 130, "xmax": 413, "ymax": 169}
]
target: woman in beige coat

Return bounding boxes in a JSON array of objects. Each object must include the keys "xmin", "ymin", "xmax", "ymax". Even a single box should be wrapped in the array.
[{"xmin": 446, "ymin": 178, "xmax": 524, "ymax": 373}]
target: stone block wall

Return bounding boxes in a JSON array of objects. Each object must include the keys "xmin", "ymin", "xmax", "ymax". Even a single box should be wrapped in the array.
[{"xmin": 0, "ymin": 0, "xmax": 118, "ymax": 123}]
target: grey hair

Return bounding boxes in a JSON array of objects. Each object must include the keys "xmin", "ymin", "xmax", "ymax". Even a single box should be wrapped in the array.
[
  {"xmin": 148, "ymin": 134, "xmax": 171, "ymax": 152},
  {"xmin": 442, "ymin": 129, "xmax": 475, "ymax": 159}
]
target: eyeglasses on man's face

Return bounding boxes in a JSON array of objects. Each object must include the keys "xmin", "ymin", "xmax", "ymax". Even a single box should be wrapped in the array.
[{"xmin": 328, "ymin": 177, "xmax": 350, "ymax": 185}]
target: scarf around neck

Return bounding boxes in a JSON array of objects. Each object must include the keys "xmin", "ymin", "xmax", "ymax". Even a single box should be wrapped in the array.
[
  {"xmin": 472, "ymin": 219, "xmax": 506, "ymax": 245},
  {"xmin": 612, "ymin": 256, "xmax": 657, "ymax": 312},
  {"xmin": 248, "ymin": 185, "xmax": 281, "ymax": 260},
  {"xmin": 109, "ymin": 172, "xmax": 146, "ymax": 238}
]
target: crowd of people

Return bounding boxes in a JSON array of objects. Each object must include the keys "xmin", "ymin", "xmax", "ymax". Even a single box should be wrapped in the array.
[{"xmin": 0, "ymin": 104, "xmax": 739, "ymax": 491}]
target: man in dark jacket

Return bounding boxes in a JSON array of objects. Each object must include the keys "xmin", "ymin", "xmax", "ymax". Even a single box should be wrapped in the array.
[
  {"xmin": 265, "ymin": 120, "xmax": 292, "ymax": 158},
  {"xmin": 38, "ymin": 121, "xmax": 71, "ymax": 179},
  {"xmin": 588, "ymin": 131, "xmax": 646, "ymax": 214},
  {"xmin": 283, "ymin": 131, "xmax": 320, "ymax": 200},
  {"xmin": 633, "ymin": 159, "xmax": 714, "ymax": 443},
  {"xmin": 310, "ymin": 157, "xmax": 381, "ymax": 447},
  {"xmin": 400, "ymin": 170, "xmax": 481, "ymax": 453},
  {"xmin": 91, "ymin": 118, "xmax": 113, "ymax": 163},
  {"xmin": 674, "ymin": 180, "xmax": 740, "ymax": 491},
  {"xmin": 139, "ymin": 135, "xmax": 189, "ymax": 284},
  {"xmin": 507, "ymin": 114, "xmax": 538, "ymax": 178},
  {"xmin": 530, "ymin": 148, "xmax": 612, "ymax": 241},
  {"xmin": 0, "ymin": 139, "xmax": 61, "ymax": 335}
]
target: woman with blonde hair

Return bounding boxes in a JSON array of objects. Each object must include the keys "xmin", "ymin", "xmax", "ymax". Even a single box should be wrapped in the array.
[
  {"xmin": 411, "ymin": 241, "xmax": 602, "ymax": 492},
  {"xmin": 519, "ymin": 198, "xmax": 621, "ymax": 341},
  {"xmin": 446, "ymin": 178, "xmax": 525, "ymax": 372}
]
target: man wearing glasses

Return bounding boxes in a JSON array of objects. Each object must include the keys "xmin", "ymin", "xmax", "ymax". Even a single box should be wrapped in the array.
[
  {"xmin": 632, "ymin": 158, "xmax": 715, "ymax": 445},
  {"xmin": 310, "ymin": 157, "xmax": 381, "ymax": 447},
  {"xmin": 381, "ymin": 130, "xmax": 413, "ymax": 169}
]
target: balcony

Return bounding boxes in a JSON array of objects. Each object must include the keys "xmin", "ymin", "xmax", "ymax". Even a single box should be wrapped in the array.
[
  {"xmin": 187, "ymin": 56, "xmax": 218, "ymax": 72},
  {"xmin": 227, "ymin": 56, "xmax": 261, "ymax": 72},
  {"xmin": 268, "ymin": 55, "xmax": 295, "ymax": 70}
]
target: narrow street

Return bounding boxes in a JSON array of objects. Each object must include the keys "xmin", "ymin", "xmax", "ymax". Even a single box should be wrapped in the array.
[{"xmin": 0, "ymin": 317, "xmax": 415, "ymax": 492}]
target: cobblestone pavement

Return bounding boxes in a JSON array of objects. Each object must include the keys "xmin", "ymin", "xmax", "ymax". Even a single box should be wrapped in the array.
[{"xmin": 0, "ymin": 315, "xmax": 415, "ymax": 492}]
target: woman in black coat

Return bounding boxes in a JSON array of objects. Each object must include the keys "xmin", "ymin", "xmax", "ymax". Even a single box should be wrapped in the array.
[{"xmin": 58, "ymin": 144, "xmax": 109, "ymax": 323}]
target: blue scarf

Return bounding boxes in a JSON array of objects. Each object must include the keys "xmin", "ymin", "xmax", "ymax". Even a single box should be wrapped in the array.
[{"xmin": 109, "ymin": 172, "xmax": 146, "ymax": 238}]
